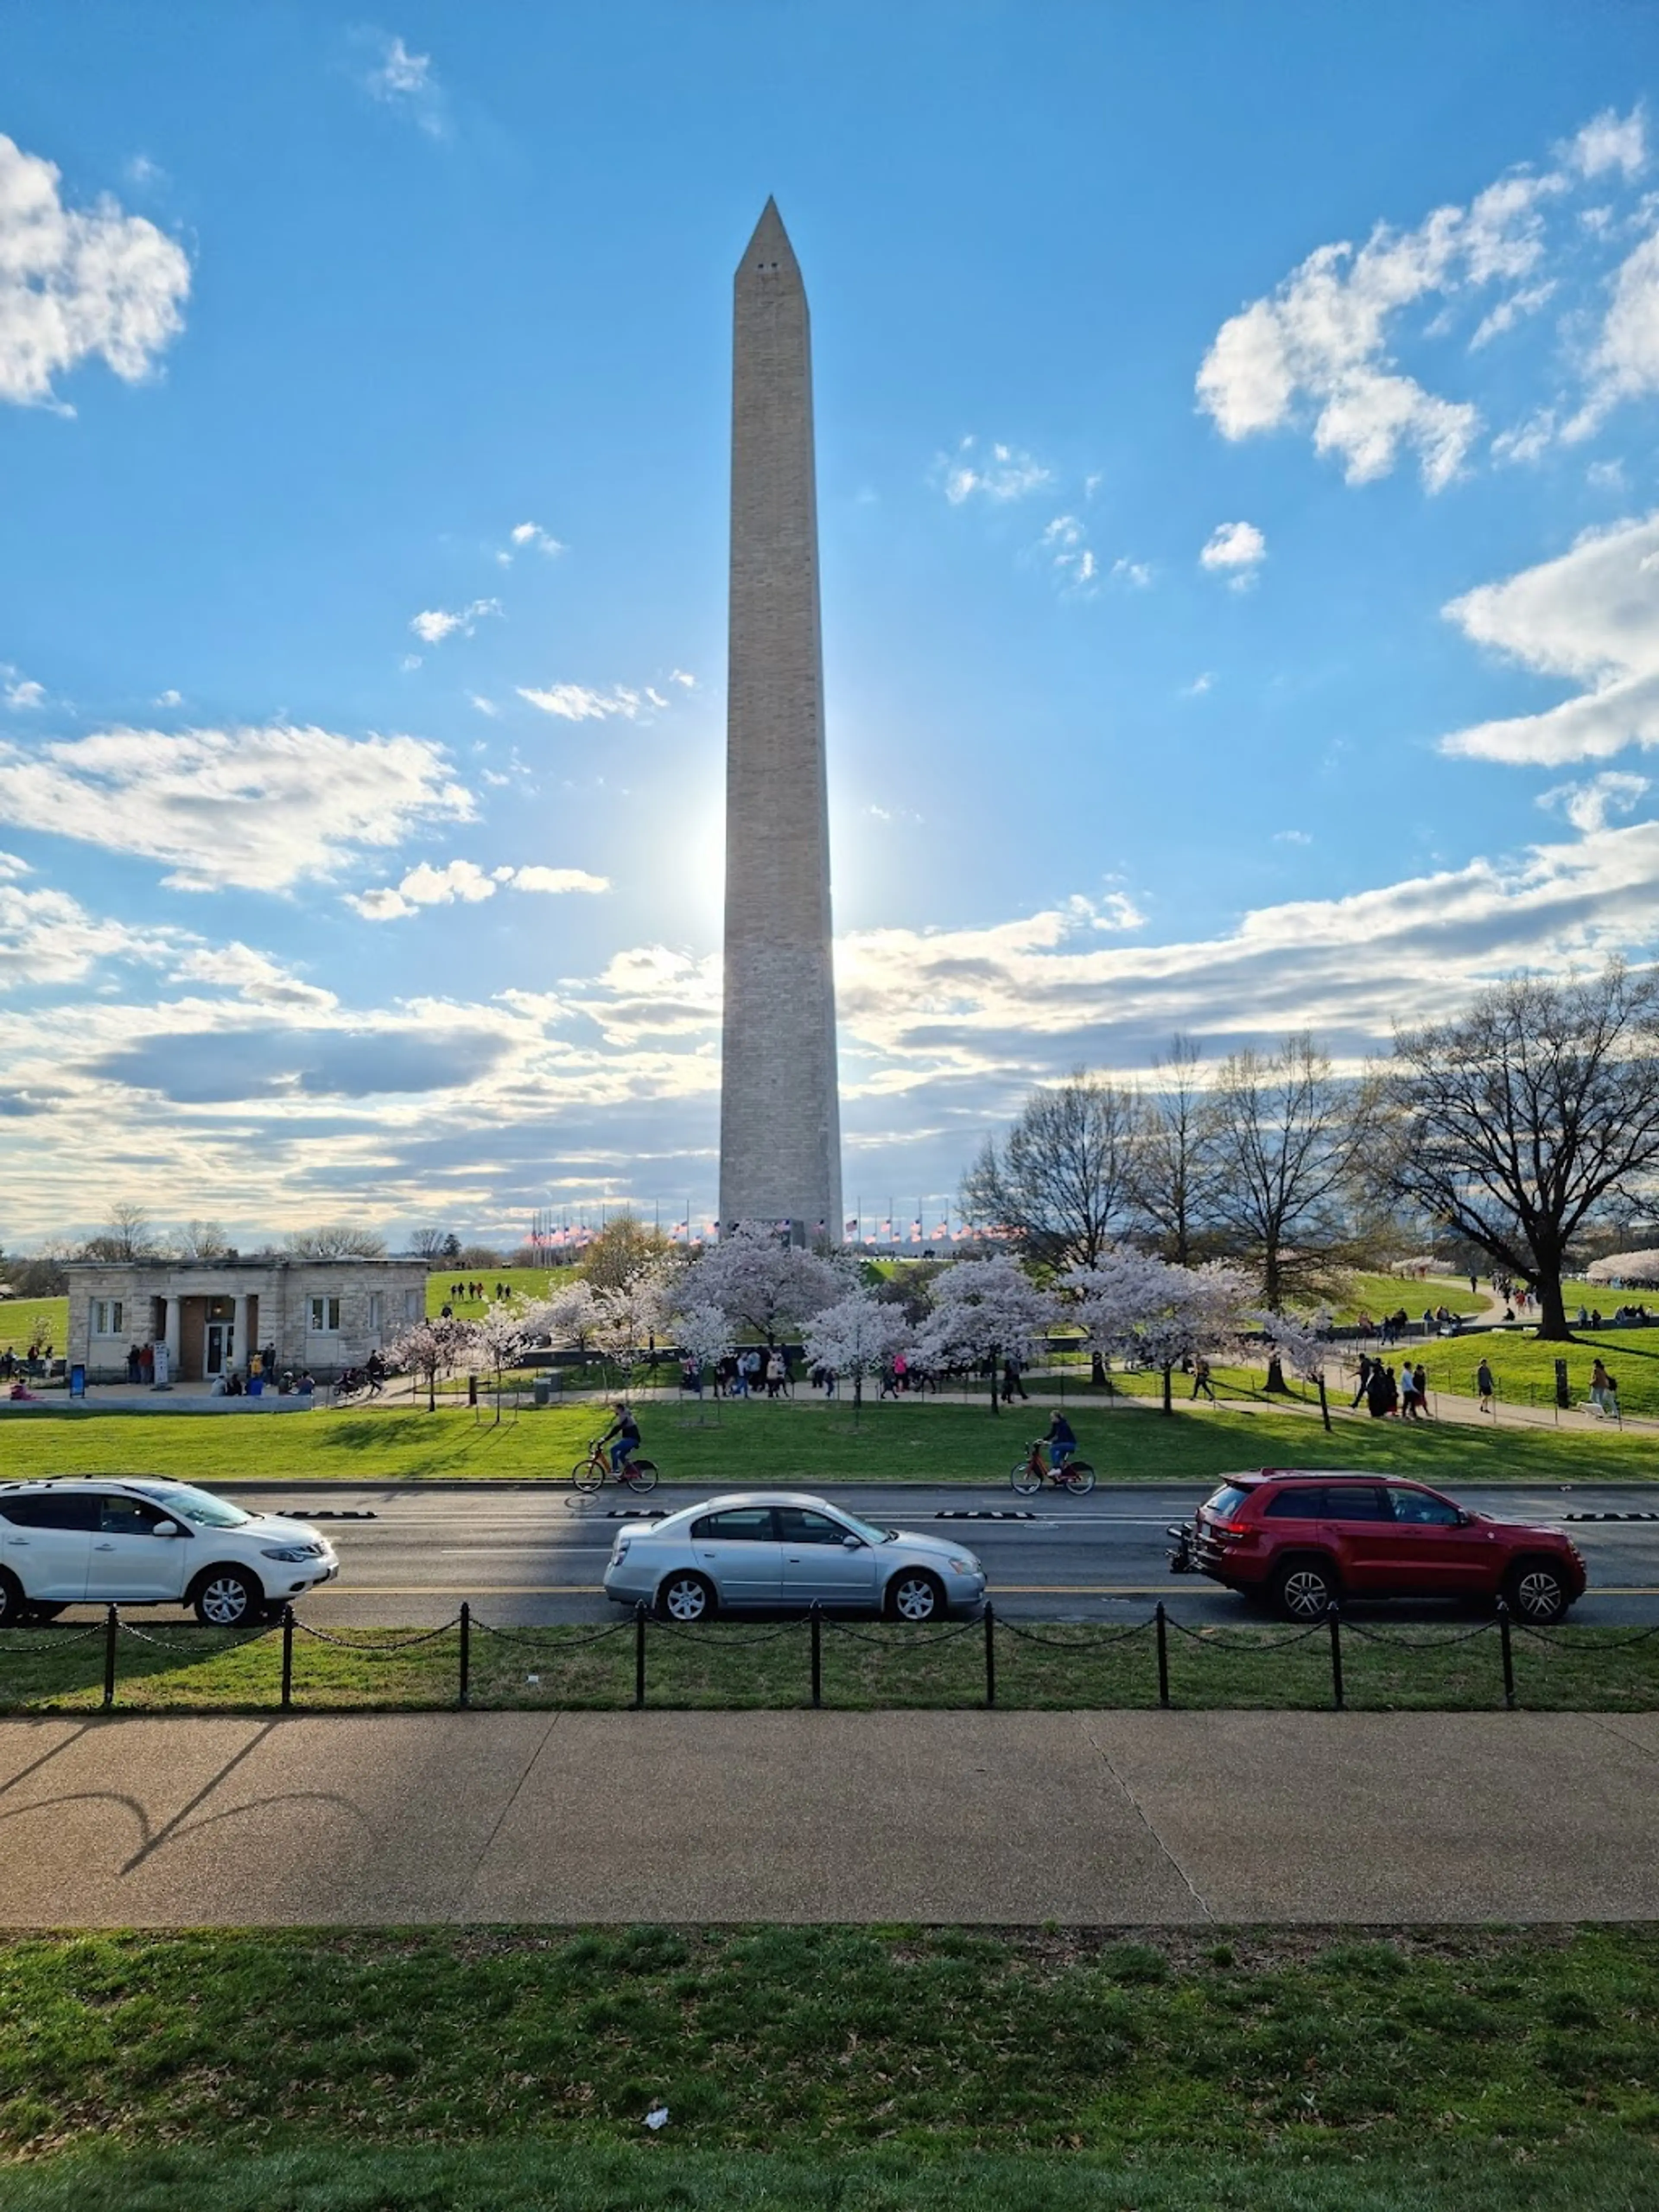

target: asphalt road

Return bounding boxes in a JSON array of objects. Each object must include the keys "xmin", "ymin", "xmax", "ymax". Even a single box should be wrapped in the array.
[{"xmin": 94, "ymin": 1477, "xmax": 1659, "ymax": 1627}]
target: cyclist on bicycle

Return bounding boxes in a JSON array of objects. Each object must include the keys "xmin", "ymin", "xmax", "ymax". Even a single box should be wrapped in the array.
[
  {"xmin": 1045, "ymin": 1409, "xmax": 1078, "ymax": 1473},
  {"xmin": 601, "ymin": 1401, "xmax": 642, "ymax": 1475}
]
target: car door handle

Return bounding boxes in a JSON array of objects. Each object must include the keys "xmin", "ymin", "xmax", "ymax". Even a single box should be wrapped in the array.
[{"xmin": 93, "ymin": 1542, "xmax": 118, "ymax": 1551}]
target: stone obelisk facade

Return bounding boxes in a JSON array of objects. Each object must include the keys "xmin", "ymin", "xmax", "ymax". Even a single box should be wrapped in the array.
[{"xmin": 719, "ymin": 199, "xmax": 843, "ymax": 1243}]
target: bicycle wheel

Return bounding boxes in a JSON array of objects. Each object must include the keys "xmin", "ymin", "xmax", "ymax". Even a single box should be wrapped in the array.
[
  {"xmin": 1063, "ymin": 1462, "xmax": 1096, "ymax": 1496},
  {"xmin": 624, "ymin": 1459, "xmax": 659, "ymax": 1493},
  {"xmin": 572, "ymin": 1455, "xmax": 604, "ymax": 1493},
  {"xmin": 1010, "ymin": 1461, "xmax": 1043, "ymax": 1495}
]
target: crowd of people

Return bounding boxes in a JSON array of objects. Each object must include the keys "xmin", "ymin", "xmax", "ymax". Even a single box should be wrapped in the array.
[
  {"xmin": 443, "ymin": 1279, "xmax": 513, "ymax": 1304},
  {"xmin": 1350, "ymin": 1353, "xmax": 1434, "ymax": 1420}
]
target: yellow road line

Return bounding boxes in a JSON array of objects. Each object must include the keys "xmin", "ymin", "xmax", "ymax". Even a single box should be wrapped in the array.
[{"xmin": 310, "ymin": 1581, "xmax": 1659, "ymax": 1599}]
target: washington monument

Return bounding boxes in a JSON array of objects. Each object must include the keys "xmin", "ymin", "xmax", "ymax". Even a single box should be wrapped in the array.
[{"xmin": 718, "ymin": 199, "xmax": 844, "ymax": 1242}]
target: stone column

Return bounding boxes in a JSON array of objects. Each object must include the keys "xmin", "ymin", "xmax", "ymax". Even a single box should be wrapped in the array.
[
  {"xmin": 232, "ymin": 1294, "xmax": 249, "ymax": 1373},
  {"xmin": 162, "ymin": 1298, "xmax": 181, "ymax": 1371}
]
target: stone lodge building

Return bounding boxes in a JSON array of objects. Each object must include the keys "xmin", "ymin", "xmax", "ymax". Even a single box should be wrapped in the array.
[{"xmin": 66, "ymin": 1257, "xmax": 429, "ymax": 1384}]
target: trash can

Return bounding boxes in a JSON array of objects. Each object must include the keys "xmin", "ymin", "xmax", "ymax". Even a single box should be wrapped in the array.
[{"xmin": 534, "ymin": 1379, "xmax": 551, "ymax": 1407}]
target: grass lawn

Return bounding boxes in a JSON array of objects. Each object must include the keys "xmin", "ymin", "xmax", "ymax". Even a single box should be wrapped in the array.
[
  {"xmin": 1335, "ymin": 1271, "xmax": 1486, "ymax": 1321},
  {"xmin": 0, "ymin": 1300, "xmax": 64, "ymax": 1356},
  {"xmin": 0, "ymin": 1925, "xmax": 1656, "ymax": 2208},
  {"xmin": 425, "ymin": 1266, "xmax": 575, "ymax": 1316},
  {"xmin": 2, "ymin": 1612, "xmax": 1656, "ymax": 1715},
  {"xmin": 1319, "ymin": 1327, "xmax": 1659, "ymax": 1422},
  {"xmin": 1, "ymin": 1395, "xmax": 1656, "ymax": 1486}
]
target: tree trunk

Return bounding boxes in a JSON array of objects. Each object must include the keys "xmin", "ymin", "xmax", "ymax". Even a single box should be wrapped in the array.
[
  {"xmin": 1161, "ymin": 1362, "xmax": 1173, "ymax": 1416},
  {"xmin": 1265, "ymin": 1353, "xmax": 1289, "ymax": 1395},
  {"xmin": 989, "ymin": 1345, "xmax": 1000, "ymax": 1416},
  {"xmin": 1533, "ymin": 1271, "xmax": 1573, "ymax": 1340},
  {"xmin": 1091, "ymin": 1349, "xmax": 1106, "ymax": 1386}
]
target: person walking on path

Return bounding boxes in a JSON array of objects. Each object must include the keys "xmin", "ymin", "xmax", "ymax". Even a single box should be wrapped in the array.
[
  {"xmin": 1589, "ymin": 1357, "xmax": 1611, "ymax": 1413},
  {"xmin": 1477, "ymin": 1357, "xmax": 1496, "ymax": 1414},
  {"xmin": 1365, "ymin": 1363, "xmax": 1391, "ymax": 1419},
  {"xmin": 1410, "ymin": 1362, "xmax": 1430, "ymax": 1419},
  {"xmin": 1351, "ymin": 1353, "xmax": 1374, "ymax": 1410},
  {"xmin": 1190, "ymin": 1355, "xmax": 1216, "ymax": 1401},
  {"xmin": 1399, "ymin": 1364, "xmax": 1418, "ymax": 1420},
  {"xmin": 1001, "ymin": 1353, "xmax": 1028, "ymax": 1406}
]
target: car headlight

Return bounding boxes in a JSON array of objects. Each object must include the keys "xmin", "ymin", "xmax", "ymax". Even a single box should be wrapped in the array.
[
  {"xmin": 262, "ymin": 1545, "xmax": 318, "ymax": 1563},
  {"xmin": 947, "ymin": 1557, "xmax": 976, "ymax": 1574}
]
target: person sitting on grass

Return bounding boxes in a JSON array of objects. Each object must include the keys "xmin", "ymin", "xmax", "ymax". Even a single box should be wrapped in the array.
[
  {"xmin": 1045, "ymin": 1408, "xmax": 1078, "ymax": 1472},
  {"xmin": 602, "ymin": 1400, "xmax": 641, "ymax": 1474}
]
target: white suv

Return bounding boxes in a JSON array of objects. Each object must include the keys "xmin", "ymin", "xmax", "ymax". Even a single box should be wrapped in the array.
[{"xmin": 0, "ymin": 1480, "xmax": 339, "ymax": 1627}]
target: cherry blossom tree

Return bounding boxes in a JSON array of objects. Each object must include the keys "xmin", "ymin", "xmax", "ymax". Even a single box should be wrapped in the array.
[
  {"xmin": 680, "ymin": 1221, "xmax": 846, "ymax": 1347},
  {"xmin": 388, "ymin": 1314, "xmax": 480, "ymax": 1413},
  {"xmin": 801, "ymin": 1291, "xmax": 913, "ymax": 1420},
  {"xmin": 472, "ymin": 1304, "xmax": 531, "ymax": 1425},
  {"xmin": 914, "ymin": 1255, "xmax": 1055, "ymax": 1415},
  {"xmin": 1066, "ymin": 1254, "xmax": 1251, "ymax": 1415},
  {"xmin": 674, "ymin": 1299, "xmax": 735, "ymax": 1412}
]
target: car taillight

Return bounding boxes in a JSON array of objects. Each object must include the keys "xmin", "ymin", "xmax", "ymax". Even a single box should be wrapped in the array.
[{"xmin": 1214, "ymin": 1520, "xmax": 1250, "ymax": 1537}]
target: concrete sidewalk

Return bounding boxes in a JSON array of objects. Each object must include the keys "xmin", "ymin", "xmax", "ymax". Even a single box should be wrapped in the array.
[{"xmin": 2, "ymin": 1709, "xmax": 1657, "ymax": 1927}]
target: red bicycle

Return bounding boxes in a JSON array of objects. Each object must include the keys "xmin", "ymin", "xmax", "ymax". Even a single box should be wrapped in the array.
[{"xmin": 1010, "ymin": 1439, "xmax": 1096, "ymax": 1496}]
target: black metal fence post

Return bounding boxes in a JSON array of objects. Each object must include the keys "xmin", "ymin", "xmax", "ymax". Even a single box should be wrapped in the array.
[
  {"xmin": 810, "ymin": 1604, "xmax": 822, "ymax": 1708},
  {"xmin": 280, "ymin": 1605, "xmax": 294, "ymax": 1711},
  {"xmin": 458, "ymin": 1602, "xmax": 471, "ymax": 1708},
  {"xmin": 1498, "ymin": 1600, "xmax": 1516, "ymax": 1709},
  {"xmin": 1328, "ymin": 1604, "xmax": 1344, "ymax": 1710},
  {"xmin": 1156, "ymin": 1601, "xmax": 1170, "ymax": 1709},
  {"xmin": 984, "ymin": 1602, "xmax": 996, "ymax": 1708},
  {"xmin": 634, "ymin": 1602, "xmax": 647, "ymax": 1709},
  {"xmin": 102, "ymin": 1604, "xmax": 118, "ymax": 1711}
]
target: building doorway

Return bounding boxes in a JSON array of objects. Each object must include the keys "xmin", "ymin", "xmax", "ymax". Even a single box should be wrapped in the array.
[{"xmin": 205, "ymin": 1318, "xmax": 235, "ymax": 1376}]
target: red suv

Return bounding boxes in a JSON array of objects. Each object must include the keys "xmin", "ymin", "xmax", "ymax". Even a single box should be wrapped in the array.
[{"xmin": 1168, "ymin": 1470, "xmax": 1586, "ymax": 1624}]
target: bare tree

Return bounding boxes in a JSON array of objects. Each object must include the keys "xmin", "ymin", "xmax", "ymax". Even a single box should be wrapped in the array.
[
  {"xmin": 960, "ymin": 1071, "xmax": 1137, "ymax": 1273},
  {"xmin": 407, "ymin": 1226, "xmax": 451, "ymax": 1260},
  {"xmin": 1207, "ymin": 1035, "xmax": 1373, "ymax": 1309},
  {"xmin": 283, "ymin": 1223, "xmax": 388, "ymax": 1259},
  {"xmin": 1129, "ymin": 1034, "xmax": 1215, "ymax": 1264},
  {"xmin": 177, "ymin": 1219, "xmax": 232, "ymax": 1260},
  {"xmin": 1386, "ymin": 966, "xmax": 1659, "ymax": 1340},
  {"xmin": 81, "ymin": 1200, "xmax": 157, "ymax": 1262}
]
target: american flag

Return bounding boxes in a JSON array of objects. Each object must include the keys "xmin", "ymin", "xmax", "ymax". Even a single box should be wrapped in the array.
[
  {"xmin": 671, "ymin": 1220, "xmax": 688, "ymax": 1240},
  {"xmin": 844, "ymin": 1217, "xmax": 858, "ymax": 1238},
  {"xmin": 931, "ymin": 1220, "xmax": 950, "ymax": 1240},
  {"xmin": 879, "ymin": 1218, "xmax": 893, "ymax": 1239},
  {"xmin": 910, "ymin": 1219, "xmax": 922, "ymax": 1241}
]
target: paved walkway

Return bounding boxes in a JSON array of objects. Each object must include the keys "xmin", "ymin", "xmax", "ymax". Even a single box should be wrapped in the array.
[{"xmin": 2, "ymin": 1709, "xmax": 1656, "ymax": 1927}]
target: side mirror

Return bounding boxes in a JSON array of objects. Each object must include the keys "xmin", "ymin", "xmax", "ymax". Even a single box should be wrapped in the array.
[
  {"xmin": 1456, "ymin": 1509, "xmax": 1471, "ymax": 1527},
  {"xmin": 841, "ymin": 1534, "xmax": 862, "ymax": 1550},
  {"xmin": 153, "ymin": 1522, "xmax": 182, "ymax": 1538}
]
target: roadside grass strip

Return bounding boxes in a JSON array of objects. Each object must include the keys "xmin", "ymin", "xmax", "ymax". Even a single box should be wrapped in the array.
[
  {"xmin": 0, "ymin": 1926, "xmax": 1657, "ymax": 2204},
  {"xmin": 3, "ymin": 1614, "xmax": 1658, "ymax": 1714},
  {"xmin": 2, "ymin": 1400, "xmax": 1656, "ymax": 1486}
]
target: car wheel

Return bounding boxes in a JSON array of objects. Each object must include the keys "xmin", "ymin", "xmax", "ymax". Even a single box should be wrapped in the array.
[
  {"xmin": 657, "ymin": 1572, "xmax": 715, "ymax": 1623},
  {"xmin": 887, "ymin": 1570, "xmax": 944, "ymax": 1623},
  {"xmin": 1009, "ymin": 1462, "xmax": 1043, "ymax": 1495},
  {"xmin": 192, "ymin": 1568, "xmax": 262, "ymax": 1628},
  {"xmin": 1063, "ymin": 1462, "xmax": 1096, "ymax": 1496},
  {"xmin": 1506, "ymin": 1560, "xmax": 1570, "ymax": 1626},
  {"xmin": 1270, "ymin": 1557, "xmax": 1337, "ymax": 1622},
  {"xmin": 0, "ymin": 1570, "xmax": 25, "ymax": 1630}
]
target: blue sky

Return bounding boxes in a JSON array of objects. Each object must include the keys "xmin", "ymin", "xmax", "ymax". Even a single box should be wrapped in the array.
[{"xmin": 4, "ymin": 2, "xmax": 1659, "ymax": 1246}]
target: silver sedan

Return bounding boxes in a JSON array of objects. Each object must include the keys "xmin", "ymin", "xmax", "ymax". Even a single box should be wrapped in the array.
[{"xmin": 601, "ymin": 1492, "xmax": 988, "ymax": 1623}]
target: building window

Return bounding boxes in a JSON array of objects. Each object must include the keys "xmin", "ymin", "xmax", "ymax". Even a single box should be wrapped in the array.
[
  {"xmin": 91, "ymin": 1300, "xmax": 124, "ymax": 1336},
  {"xmin": 308, "ymin": 1296, "xmax": 342, "ymax": 1333},
  {"xmin": 368, "ymin": 1293, "xmax": 384, "ymax": 1332},
  {"xmin": 403, "ymin": 1289, "xmax": 422, "ymax": 1322}
]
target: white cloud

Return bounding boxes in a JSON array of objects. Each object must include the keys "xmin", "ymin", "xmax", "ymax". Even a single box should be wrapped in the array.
[
  {"xmin": 498, "ymin": 520, "xmax": 564, "ymax": 565},
  {"xmin": 517, "ymin": 682, "xmax": 650, "ymax": 722},
  {"xmin": 347, "ymin": 857, "xmax": 609, "ymax": 919},
  {"xmin": 362, "ymin": 33, "xmax": 448, "ymax": 138},
  {"xmin": 1570, "ymin": 227, "xmax": 1659, "ymax": 435},
  {"xmin": 1110, "ymin": 557, "xmax": 1152, "ymax": 588},
  {"xmin": 170, "ymin": 942, "xmax": 338, "ymax": 1011},
  {"xmin": 0, "ymin": 723, "xmax": 474, "ymax": 891},
  {"xmin": 469, "ymin": 694, "xmax": 499, "ymax": 716},
  {"xmin": 1200, "ymin": 520, "xmax": 1267, "ymax": 584},
  {"xmin": 1470, "ymin": 280, "xmax": 1556, "ymax": 349},
  {"xmin": 671, "ymin": 670, "xmax": 695, "ymax": 689},
  {"xmin": 1565, "ymin": 106, "xmax": 1648, "ymax": 182},
  {"xmin": 3, "ymin": 676, "xmax": 44, "ymax": 710},
  {"xmin": 1274, "ymin": 828, "xmax": 1313, "ymax": 845},
  {"xmin": 410, "ymin": 598, "xmax": 499, "ymax": 645},
  {"xmin": 0, "ymin": 133, "xmax": 191, "ymax": 410},
  {"xmin": 154, "ymin": 687, "xmax": 183, "ymax": 707},
  {"xmin": 0, "ymin": 880, "xmax": 177, "ymax": 986},
  {"xmin": 1181, "ymin": 672, "xmax": 1214, "ymax": 697},
  {"xmin": 939, "ymin": 436, "xmax": 1053, "ymax": 504},
  {"xmin": 1039, "ymin": 513, "xmax": 1097, "ymax": 592},
  {"xmin": 1538, "ymin": 769, "xmax": 1649, "ymax": 833},
  {"xmin": 1440, "ymin": 512, "xmax": 1659, "ymax": 766},
  {"xmin": 511, "ymin": 865, "xmax": 609, "ymax": 895}
]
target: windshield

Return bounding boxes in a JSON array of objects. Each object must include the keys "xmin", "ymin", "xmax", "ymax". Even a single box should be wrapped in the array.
[
  {"xmin": 836, "ymin": 1509, "xmax": 899, "ymax": 1546},
  {"xmin": 126, "ymin": 1482, "xmax": 251, "ymax": 1530}
]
